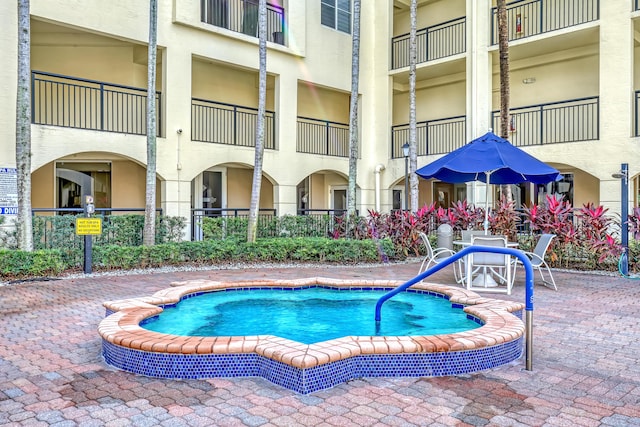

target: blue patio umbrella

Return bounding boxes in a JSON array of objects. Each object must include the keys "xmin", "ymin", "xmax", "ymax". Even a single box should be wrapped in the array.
[{"xmin": 416, "ymin": 131, "xmax": 562, "ymax": 231}]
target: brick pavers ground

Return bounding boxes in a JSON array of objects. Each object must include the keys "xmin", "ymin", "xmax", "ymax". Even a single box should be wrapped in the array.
[{"xmin": 1, "ymin": 261, "xmax": 639, "ymax": 426}]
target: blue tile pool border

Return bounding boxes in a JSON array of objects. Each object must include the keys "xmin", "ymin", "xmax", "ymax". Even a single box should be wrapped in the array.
[{"xmin": 102, "ymin": 335, "xmax": 523, "ymax": 394}]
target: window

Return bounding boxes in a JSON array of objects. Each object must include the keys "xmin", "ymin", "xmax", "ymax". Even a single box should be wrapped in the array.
[
  {"xmin": 56, "ymin": 162, "xmax": 111, "ymax": 210},
  {"xmin": 321, "ymin": 0, "xmax": 351, "ymax": 34},
  {"xmin": 536, "ymin": 173, "xmax": 574, "ymax": 206}
]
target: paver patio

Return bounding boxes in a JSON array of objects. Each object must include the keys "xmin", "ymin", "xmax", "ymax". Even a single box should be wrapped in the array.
[{"xmin": 1, "ymin": 261, "xmax": 639, "ymax": 426}]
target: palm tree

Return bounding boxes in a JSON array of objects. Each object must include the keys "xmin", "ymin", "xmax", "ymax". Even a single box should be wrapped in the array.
[
  {"xmin": 247, "ymin": 0, "xmax": 268, "ymax": 243},
  {"xmin": 15, "ymin": 0, "xmax": 33, "ymax": 251},
  {"xmin": 497, "ymin": 0, "xmax": 512, "ymax": 201},
  {"xmin": 143, "ymin": 0, "xmax": 158, "ymax": 246},
  {"xmin": 346, "ymin": 0, "xmax": 361, "ymax": 217},
  {"xmin": 408, "ymin": 0, "xmax": 418, "ymax": 212}
]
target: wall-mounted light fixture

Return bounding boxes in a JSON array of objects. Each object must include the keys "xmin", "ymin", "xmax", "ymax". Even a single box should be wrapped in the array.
[{"xmin": 522, "ymin": 77, "xmax": 536, "ymax": 84}]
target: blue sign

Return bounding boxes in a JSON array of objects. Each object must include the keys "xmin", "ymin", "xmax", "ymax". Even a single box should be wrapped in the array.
[{"xmin": 0, "ymin": 207, "xmax": 18, "ymax": 215}]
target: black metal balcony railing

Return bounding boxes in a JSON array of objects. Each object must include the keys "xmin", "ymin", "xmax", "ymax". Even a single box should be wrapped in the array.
[
  {"xmin": 391, "ymin": 16, "xmax": 466, "ymax": 70},
  {"xmin": 491, "ymin": 96, "xmax": 599, "ymax": 146},
  {"xmin": 296, "ymin": 117, "xmax": 350, "ymax": 157},
  {"xmin": 191, "ymin": 98, "xmax": 275, "ymax": 149},
  {"xmin": 391, "ymin": 115, "xmax": 466, "ymax": 158},
  {"xmin": 32, "ymin": 71, "xmax": 162, "ymax": 137},
  {"xmin": 201, "ymin": 0, "xmax": 285, "ymax": 45},
  {"xmin": 491, "ymin": 0, "xmax": 599, "ymax": 44}
]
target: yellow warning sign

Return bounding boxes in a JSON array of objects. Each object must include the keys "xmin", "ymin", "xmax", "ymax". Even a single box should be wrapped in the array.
[{"xmin": 76, "ymin": 218, "xmax": 102, "ymax": 235}]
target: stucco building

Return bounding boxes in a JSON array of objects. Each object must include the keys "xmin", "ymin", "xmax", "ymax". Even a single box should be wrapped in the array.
[{"xmin": 1, "ymin": 0, "xmax": 638, "ymax": 238}]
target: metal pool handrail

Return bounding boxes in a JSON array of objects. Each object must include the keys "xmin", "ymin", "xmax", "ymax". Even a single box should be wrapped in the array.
[{"xmin": 374, "ymin": 246, "xmax": 535, "ymax": 370}]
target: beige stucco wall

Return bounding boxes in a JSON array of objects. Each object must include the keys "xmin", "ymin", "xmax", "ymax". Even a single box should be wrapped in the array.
[
  {"xmin": 393, "ymin": 0, "xmax": 466, "ymax": 37},
  {"xmin": 297, "ymin": 83, "xmax": 350, "ymax": 123},
  {"xmin": 492, "ymin": 53, "xmax": 599, "ymax": 108},
  {"xmin": 226, "ymin": 168, "xmax": 273, "ymax": 209},
  {"xmin": 192, "ymin": 59, "xmax": 274, "ymax": 110},
  {"xmin": 31, "ymin": 163, "xmax": 54, "ymax": 209},
  {"xmin": 393, "ymin": 80, "xmax": 466, "ymax": 124},
  {"xmin": 111, "ymin": 161, "xmax": 161, "ymax": 209}
]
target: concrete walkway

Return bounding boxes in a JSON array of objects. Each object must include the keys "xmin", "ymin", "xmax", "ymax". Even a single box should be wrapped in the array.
[{"xmin": 1, "ymin": 261, "xmax": 639, "ymax": 426}]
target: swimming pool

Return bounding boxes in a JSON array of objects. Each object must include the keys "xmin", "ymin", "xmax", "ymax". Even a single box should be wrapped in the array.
[
  {"xmin": 99, "ymin": 277, "xmax": 525, "ymax": 394},
  {"xmin": 141, "ymin": 287, "xmax": 481, "ymax": 343}
]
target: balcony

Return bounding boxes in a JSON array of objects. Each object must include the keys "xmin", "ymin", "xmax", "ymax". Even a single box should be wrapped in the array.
[
  {"xmin": 296, "ymin": 117, "xmax": 350, "ymax": 158},
  {"xmin": 32, "ymin": 71, "xmax": 162, "ymax": 137},
  {"xmin": 391, "ymin": 17, "xmax": 466, "ymax": 70},
  {"xmin": 201, "ymin": 0, "xmax": 285, "ymax": 45},
  {"xmin": 390, "ymin": 115, "xmax": 466, "ymax": 159},
  {"xmin": 191, "ymin": 98, "xmax": 275, "ymax": 149},
  {"xmin": 491, "ymin": 0, "xmax": 599, "ymax": 44},
  {"xmin": 491, "ymin": 97, "xmax": 599, "ymax": 146}
]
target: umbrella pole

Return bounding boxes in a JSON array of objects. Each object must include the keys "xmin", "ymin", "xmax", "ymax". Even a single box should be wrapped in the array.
[{"xmin": 484, "ymin": 171, "xmax": 492, "ymax": 234}]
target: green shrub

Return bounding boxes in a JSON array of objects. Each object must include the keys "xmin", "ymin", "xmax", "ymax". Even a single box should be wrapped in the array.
[
  {"xmin": 0, "ymin": 248, "xmax": 65, "ymax": 278},
  {"xmin": 0, "ymin": 237, "xmax": 398, "ymax": 279}
]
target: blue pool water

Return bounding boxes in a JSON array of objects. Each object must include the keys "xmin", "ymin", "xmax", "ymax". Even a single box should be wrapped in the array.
[{"xmin": 142, "ymin": 287, "xmax": 480, "ymax": 344}]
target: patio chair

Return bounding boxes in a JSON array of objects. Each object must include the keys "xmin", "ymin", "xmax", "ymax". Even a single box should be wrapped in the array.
[
  {"xmin": 514, "ymin": 233, "xmax": 557, "ymax": 291},
  {"xmin": 466, "ymin": 235, "xmax": 514, "ymax": 294},
  {"xmin": 461, "ymin": 229, "xmax": 487, "ymax": 242},
  {"xmin": 417, "ymin": 232, "xmax": 461, "ymax": 283}
]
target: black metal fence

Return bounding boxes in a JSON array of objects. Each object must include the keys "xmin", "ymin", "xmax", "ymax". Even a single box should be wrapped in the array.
[
  {"xmin": 491, "ymin": 96, "xmax": 599, "ymax": 146},
  {"xmin": 191, "ymin": 98, "xmax": 275, "ymax": 149},
  {"xmin": 200, "ymin": 0, "xmax": 285, "ymax": 45},
  {"xmin": 31, "ymin": 208, "xmax": 173, "ymax": 264},
  {"xmin": 391, "ymin": 115, "xmax": 466, "ymax": 158},
  {"xmin": 296, "ymin": 116, "xmax": 350, "ymax": 157},
  {"xmin": 190, "ymin": 209, "xmax": 360, "ymax": 241},
  {"xmin": 491, "ymin": 0, "xmax": 599, "ymax": 44},
  {"xmin": 191, "ymin": 208, "xmax": 277, "ymax": 240},
  {"xmin": 391, "ymin": 16, "xmax": 466, "ymax": 70},
  {"xmin": 32, "ymin": 71, "xmax": 162, "ymax": 136}
]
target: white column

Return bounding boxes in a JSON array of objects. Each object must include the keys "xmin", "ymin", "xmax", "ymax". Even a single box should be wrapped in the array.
[
  {"xmin": 158, "ymin": 46, "xmax": 193, "ymax": 229},
  {"xmin": 466, "ymin": 0, "xmax": 492, "ymax": 139},
  {"xmin": 465, "ymin": 0, "xmax": 492, "ymax": 207},
  {"xmin": 269, "ymin": 67, "xmax": 299, "ymax": 216},
  {"xmin": 273, "ymin": 184, "xmax": 297, "ymax": 216},
  {"xmin": 598, "ymin": 2, "xmax": 634, "ymax": 214}
]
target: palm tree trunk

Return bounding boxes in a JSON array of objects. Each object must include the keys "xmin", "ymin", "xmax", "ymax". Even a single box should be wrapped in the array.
[
  {"xmin": 16, "ymin": 0, "xmax": 33, "ymax": 251},
  {"xmin": 497, "ymin": 0, "xmax": 512, "ymax": 202},
  {"xmin": 408, "ymin": 0, "xmax": 418, "ymax": 212},
  {"xmin": 143, "ymin": 0, "xmax": 158, "ymax": 246},
  {"xmin": 247, "ymin": 0, "xmax": 267, "ymax": 242},
  {"xmin": 347, "ymin": 0, "xmax": 361, "ymax": 217}
]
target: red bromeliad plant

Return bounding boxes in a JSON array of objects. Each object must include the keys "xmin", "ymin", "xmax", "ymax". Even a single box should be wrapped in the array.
[
  {"xmin": 524, "ymin": 195, "xmax": 577, "ymax": 243},
  {"xmin": 578, "ymin": 203, "xmax": 611, "ymax": 241},
  {"xmin": 577, "ymin": 203, "xmax": 623, "ymax": 264},
  {"xmin": 627, "ymin": 207, "xmax": 640, "ymax": 240},
  {"xmin": 414, "ymin": 202, "xmax": 438, "ymax": 233},
  {"xmin": 450, "ymin": 200, "xmax": 484, "ymax": 231},
  {"xmin": 522, "ymin": 195, "xmax": 577, "ymax": 267},
  {"xmin": 488, "ymin": 196, "xmax": 520, "ymax": 241}
]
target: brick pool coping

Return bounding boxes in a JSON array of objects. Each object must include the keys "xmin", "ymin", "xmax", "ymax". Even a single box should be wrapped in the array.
[{"xmin": 99, "ymin": 278, "xmax": 525, "ymax": 370}]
